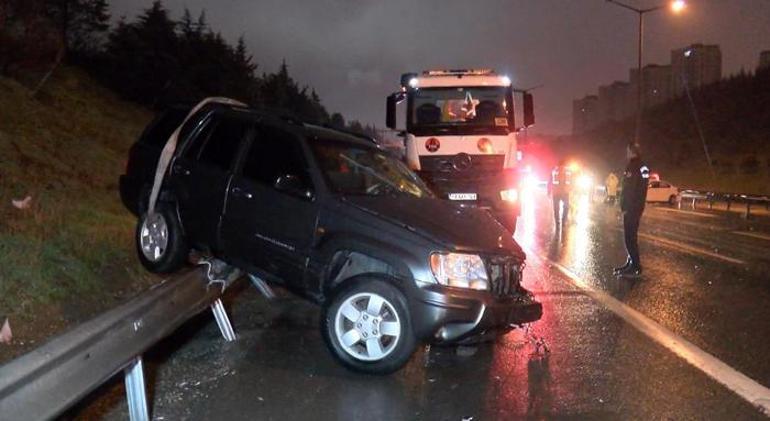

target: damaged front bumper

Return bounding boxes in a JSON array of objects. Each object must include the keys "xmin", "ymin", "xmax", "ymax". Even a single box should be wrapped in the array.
[{"xmin": 410, "ymin": 284, "xmax": 542, "ymax": 344}]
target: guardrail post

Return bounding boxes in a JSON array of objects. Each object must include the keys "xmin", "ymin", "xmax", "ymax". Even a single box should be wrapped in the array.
[
  {"xmin": 211, "ymin": 298, "xmax": 236, "ymax": 341},
  {"xmin": 691, "ymin": 197, "xmax": 697, "ymax": 210},
  {"xmin": 726, "ymin": 197, "xmax": 732, "ymax": 211},
  {"xmin": 745, "ymin": 202, "xmax": 751, "ymax": 219},
  {"xmin": 708, "ymin": 198, "xmax": 713, "ymax": 210},
  {"xmin": 124, "ymin": 357, "xmax": 149, "ymax": 421}
]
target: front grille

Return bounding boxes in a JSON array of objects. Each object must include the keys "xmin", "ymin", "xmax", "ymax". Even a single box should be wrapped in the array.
[
  {"xmin": 419, "ymin": 154, "xmax": 505, "ymax": 176},
  {"xmin": 485, "ymin": 256, "xmax": 523, "ymax": 297}
]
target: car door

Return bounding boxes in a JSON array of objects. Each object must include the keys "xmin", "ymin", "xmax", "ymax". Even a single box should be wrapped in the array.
[
  {"xmin": 170, "ymin": 111, "xmax": 253, "ymax": 251},
  {"xmin": 221, "ymin": 123, "xmax": 319, "ymax": 286}
]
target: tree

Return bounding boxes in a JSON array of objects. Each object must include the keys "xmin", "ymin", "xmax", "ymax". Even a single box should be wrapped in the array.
[
  {"xmin": 330, "ymin": 113, "xmax": 345, "ymax": 129},
  {"xmin": 44, "ymin": 0, "xmax": 110, "ymax": 55}
]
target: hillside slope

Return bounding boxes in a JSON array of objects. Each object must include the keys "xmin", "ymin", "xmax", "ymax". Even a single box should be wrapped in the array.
[
  {"xmin": 0, "ymin": 67, "xmax": 156, "ymax": 361},
  {"xmin": 567, "ymin": 69, "xmax": 770, "ymax": 194}
]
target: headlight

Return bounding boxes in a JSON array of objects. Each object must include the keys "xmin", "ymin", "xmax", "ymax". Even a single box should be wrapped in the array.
[
  {"xmin": 576, "ymin": 174, "xmax": 593, "ymax": 190},
  {"xmin": 500, "ymin": 188, "xmax": 518, "ymax": 202},
  {"xmin": 430, "ymin": 253, "xmax": 488, "ymax": 290}
]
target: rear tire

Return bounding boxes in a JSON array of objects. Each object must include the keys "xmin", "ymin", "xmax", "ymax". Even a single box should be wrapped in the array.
[
  {"xmin": 668, "ymin": 195, "xmax": 678, "ymax": 206},
  {"xmin": 321, "ymin": 277, "xmax": 416, "ymax": 375},
  {"xmin": 135, "ymin": 203, "xmax": 189, "ymax": 273}
]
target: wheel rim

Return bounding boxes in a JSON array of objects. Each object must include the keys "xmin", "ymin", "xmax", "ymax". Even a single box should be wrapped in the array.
[
  {"xmin": 334, "ymin": 292, "xmax": 401, "ymax": 362},
  {"xmin": 139, "ymin": 212, "xmax": 169, "ymax": 262}
]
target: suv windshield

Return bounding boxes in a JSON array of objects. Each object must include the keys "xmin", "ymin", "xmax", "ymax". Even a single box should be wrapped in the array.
[
  {"xmin": 311, "ymin": 141, "xmax": 433, "ymax": 198},
  {"xmin": 409, "ymin": 87, "xmax": 512, "ymax": 135}
]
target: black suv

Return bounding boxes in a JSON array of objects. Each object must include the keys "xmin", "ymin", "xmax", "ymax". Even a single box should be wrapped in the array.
[{"xmin": 120, "ymin": 101, "xmax": 542, "ymax": 374}]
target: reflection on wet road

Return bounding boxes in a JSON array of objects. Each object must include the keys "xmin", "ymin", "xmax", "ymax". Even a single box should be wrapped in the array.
[{"xmin": 97, "ymin": 190, "xmax": 770, "ymax": 420}]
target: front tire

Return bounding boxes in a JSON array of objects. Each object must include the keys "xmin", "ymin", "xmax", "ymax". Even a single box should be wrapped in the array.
[
  {"xmin": 321, "ymin": 277, "xmax": 416, "ymax": 374},
  {"xmin": 135, "ymin": 203, "xmax": 189, "ymax": 273}
]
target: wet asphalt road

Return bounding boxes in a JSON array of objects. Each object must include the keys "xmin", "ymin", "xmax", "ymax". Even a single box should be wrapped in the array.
[{"xmin": 91, "ymin": 190, "xmax": 770, "ymax": 420}]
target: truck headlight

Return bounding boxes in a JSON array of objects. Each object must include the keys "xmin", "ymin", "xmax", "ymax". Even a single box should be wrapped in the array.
[
  {"xmin": 500, "ymin": 188, "xmax": 518, "ymax": 202},
  {"xmin": 429, "ymin": 253, "xmax": 488, "ymax": 290}
]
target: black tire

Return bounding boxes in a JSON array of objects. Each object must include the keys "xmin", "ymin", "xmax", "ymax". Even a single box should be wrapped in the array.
[
  {"xmin": 321, "ymin": 277, "xmax": 416, "ymax": 375},
  {"xmin": 135, "ymin": 203, "xmax": 189, "ymax": 273},
  {"xmin": 668, "ymin": 195, "xmax": 678, "ymax": 206}
]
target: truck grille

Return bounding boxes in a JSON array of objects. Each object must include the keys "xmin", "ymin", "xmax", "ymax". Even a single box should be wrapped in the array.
[
  {"xmin": 485, "ymin": 257, "xmax": 523, "ymax": 297},
  {"xmin": 419, "ymin": 154, "xmax": 505, "ymax": 176}
]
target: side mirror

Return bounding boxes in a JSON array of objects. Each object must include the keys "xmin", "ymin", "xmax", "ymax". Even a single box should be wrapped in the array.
[
  {"xmin": 274, "ymin": 174, "xmax": 314, "ymax": 200},
  {"xmin": 386, "ymin": 92, "xmax": 406, "ymax": 130},
  {"xmin": 523, "ymin": 92, "xmax": 535, "ymax": 127}
]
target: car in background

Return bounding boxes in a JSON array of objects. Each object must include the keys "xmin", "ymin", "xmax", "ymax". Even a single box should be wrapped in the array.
[{"xmin": 646, "ymin": 180, "xmax": 680, "ymax": 204}]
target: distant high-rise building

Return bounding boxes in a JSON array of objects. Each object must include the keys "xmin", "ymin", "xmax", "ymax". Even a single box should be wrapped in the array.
[
  {"xmin": 598, "ymin": 81, "xmax": 633, "ymax": 123},
  {"xmin": 759, "ymin": 51, "xmax": 770, "ymax": 71},
  {"xmin": 572, "ymin": 95, "xmax": 600, "ymax": 135},
  {"xmin": 671, "ymin": 43, "xmax": 722, "ymax": 95},
  {"xmin": 630, "ymin": 64, "xmax": 673, "ymax": 108}
]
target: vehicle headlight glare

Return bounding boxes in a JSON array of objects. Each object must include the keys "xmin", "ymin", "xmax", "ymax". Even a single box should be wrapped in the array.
[
  {"xmin": 430, "ymin": 253, "xmax": 488, "ymax": 290},
  {"xmin": 500, "ymin": 188, "xmax": 518, "ymax": 202}
]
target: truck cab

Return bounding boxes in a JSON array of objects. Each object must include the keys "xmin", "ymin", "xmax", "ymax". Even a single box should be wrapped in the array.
[{"xmin": 386, "ymin": 69, "xmax": 535, "ymax": 232}]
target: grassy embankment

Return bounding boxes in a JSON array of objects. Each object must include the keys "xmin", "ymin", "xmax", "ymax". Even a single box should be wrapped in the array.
[{"xmin": 0, "ymin": 67, "xmax": 156, "ymax": 360}]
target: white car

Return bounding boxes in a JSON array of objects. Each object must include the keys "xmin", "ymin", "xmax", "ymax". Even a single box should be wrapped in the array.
[{"xmin": 647, "ymin": 180, "xmax": 680, "ymax": 204}]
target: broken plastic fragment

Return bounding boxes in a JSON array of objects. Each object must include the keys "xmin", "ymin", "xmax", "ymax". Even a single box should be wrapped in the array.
[
  {"xmin": 0, "ymin": 318, "xmax": 12, "ymax": 344},
  {"xmin": 11, "ymin": 196, "xmax": 32, "ymax": 210}
]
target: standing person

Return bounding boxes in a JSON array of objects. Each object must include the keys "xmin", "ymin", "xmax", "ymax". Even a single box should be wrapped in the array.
[
  {"xmin": 614, "ymin": 143, "xmax": 650, "ymax": 278},
  {"xmin": 548, "ymin": 159, "xmax": 572, "ymax": 224},
  {"xmin": 605, "ymin": 172, "xmax": 619, "ymax": 204}
]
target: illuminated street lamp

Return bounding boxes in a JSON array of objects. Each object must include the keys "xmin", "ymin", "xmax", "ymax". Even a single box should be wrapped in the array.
[{"xmin": 605, "ymin": 0, "xmax": 686, "ymax": 143}]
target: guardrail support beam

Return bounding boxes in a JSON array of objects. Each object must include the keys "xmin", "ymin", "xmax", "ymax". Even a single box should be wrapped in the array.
[
  {"xmin": 124, "ymin": 357, "xmax": 149, "ymax": 421},
  {"xmin": 211, "ymin": 298, "xmax": 236, "ymax": 342}
]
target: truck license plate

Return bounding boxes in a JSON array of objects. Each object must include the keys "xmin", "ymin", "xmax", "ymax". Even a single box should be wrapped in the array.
[{"xmin": 448, "ymin": 193, "xmax": 477, "ymax": 201}]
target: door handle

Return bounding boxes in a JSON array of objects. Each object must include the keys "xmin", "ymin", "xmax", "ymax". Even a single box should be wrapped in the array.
[{"xmin": 231, "ymin": 187, "xmax": 253, "ymax": 199}]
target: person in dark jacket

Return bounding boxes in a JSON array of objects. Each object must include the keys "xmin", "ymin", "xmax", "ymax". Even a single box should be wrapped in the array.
[{"xmin": 614, "ymin": 142, "xmax": 649, "ymax": 277}]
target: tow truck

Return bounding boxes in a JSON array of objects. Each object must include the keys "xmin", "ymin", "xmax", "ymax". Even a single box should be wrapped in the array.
[{"xmin": 386, "ymin": 69, "xmax": 535, "ymax": 232}]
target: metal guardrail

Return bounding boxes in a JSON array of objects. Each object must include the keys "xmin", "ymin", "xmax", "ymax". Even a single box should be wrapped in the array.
[
  {"xmin": 680, "ymin": 190, "xmax": 770, "ymax": 219},
  {"xmin": 0, "ymin": 268, "xmax": 240, "ymax": 420}
]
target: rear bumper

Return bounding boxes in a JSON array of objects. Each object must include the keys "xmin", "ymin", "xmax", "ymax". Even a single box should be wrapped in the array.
[{"xmin": 410, "ymin": 284, "xmax": 542, "ymax": 344}]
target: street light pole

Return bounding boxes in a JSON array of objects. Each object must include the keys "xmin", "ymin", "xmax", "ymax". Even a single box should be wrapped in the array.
[{"xmin": 605, "ymin": 0, "xmax": 684, "ymax": 144}]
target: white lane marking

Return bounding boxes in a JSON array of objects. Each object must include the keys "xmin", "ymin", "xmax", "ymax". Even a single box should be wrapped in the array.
[
  {"xmin": 637, "ymin": 232, "xmax": 746, "ymax": 265},
  {"xmin": 652, "ymin": 207, "xmax": 718, "ymax": 218},
  {"xmin": 733, "ymin": 231, "xmax": 770, "ymax": 242},
  {"xmin": 530, "ymin": 253, "xmax": 770, "ymax": 415}
]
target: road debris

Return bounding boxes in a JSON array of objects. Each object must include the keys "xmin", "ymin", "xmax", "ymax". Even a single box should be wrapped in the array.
[
  {"xmin": 11, "ymin": 196, "xmax": 32, "ymax": 210},
  {"xmin": 1, "ymin": 318, "xmax": 12, "ymax": 344}
]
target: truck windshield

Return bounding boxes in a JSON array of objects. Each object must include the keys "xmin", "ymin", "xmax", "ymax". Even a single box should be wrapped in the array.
[
  {"xmin": 311, "ymin": 141, "xmax": 433, "ymax": 198},
  {"xmin": 410, "ymin": 87, "xmax": 511, "ymax": 135}
]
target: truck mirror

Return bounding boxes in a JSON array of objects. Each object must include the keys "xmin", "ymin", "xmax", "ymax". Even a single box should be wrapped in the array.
[
  {"xmin": 523, "ymin": 93, "xmax": 535, "ymax": 127},
  {"xmin": 386, "ymin": 92, "xmax": 406, "ymax": 130},
  {"xmin": 386, "ymin": 95, "xmax": 397, "ymax": 129}
]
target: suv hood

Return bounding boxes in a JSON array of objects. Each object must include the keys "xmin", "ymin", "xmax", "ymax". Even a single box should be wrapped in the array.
[{"xmin": 341, "ymin": 196, "xmax": 524, "ymax": 259}]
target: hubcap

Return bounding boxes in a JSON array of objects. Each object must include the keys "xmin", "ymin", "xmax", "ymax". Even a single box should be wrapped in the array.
[
  {"xmin": 139, "ymin": 212, "xmax": 169, "ymax": 262},
  {"xmin": 334, "ymin": 292, "xmax": 401, "ymax": 362}
]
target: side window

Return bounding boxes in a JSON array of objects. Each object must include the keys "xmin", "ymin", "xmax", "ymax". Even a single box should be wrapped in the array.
[
  {"xmin": 197, "ymin": 115, "xmax": 252, "ymax": 170},
  {"xmin": 181, "ymin": 114, "xmax": 217, "ymax": 161},
  {"xmin": 243, "ymin": 125, "xmax": 308, "ymax": 187},
  {"xmin": 649, "ymin": 181, "xmax": 660, "ymax": 188},
  {"xmin": 660, "ymin": 182, "xmax": 670, "ymax": 188}
]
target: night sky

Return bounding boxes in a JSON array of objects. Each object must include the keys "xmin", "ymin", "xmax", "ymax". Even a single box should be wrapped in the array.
[{"xmin": 110, "ymin": 0, "xmax": 770, "ymax": 134}]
